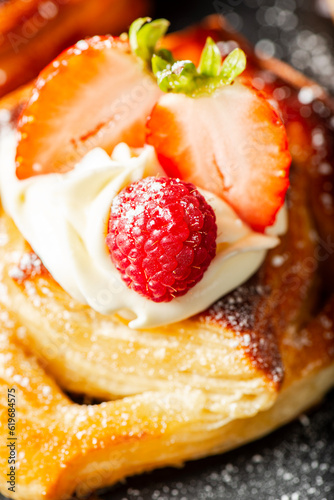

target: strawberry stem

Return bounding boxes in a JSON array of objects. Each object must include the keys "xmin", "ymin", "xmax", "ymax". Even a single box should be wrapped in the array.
[
  {"xmin": 154, "ymin": 59, "xmax": 198, "ymax": 94},
  {"xmin": 153, "ymin": 44, "xmax": 247, "ymax": 96},
  {"xmin": 128, "ymin": 18, "xmax": 247, "ymax": 96}
]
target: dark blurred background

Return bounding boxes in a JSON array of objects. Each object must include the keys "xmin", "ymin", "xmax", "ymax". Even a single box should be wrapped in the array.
[
  {"xmin": 106, "ymin": 2, "xmax": 334, "ymax": 499},
  {"xmin": 0, "ymin": 0, "xmax": 333, "ymax": 96},
  {"xmin": 0, "ymin": 1, "xmax": 333, "ymax": 500},
  {"xmin": 154, "ymin": 0, "xmax": 334, "ymax": 94},
  {"xmin": 107, "ymin": 2, "xmax": 334, "ymax": 498}
]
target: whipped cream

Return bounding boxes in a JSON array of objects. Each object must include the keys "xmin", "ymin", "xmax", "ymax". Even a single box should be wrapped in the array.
[{"xmin": 0, "ymin": 130, "xmax": 286, "ymax": 329}]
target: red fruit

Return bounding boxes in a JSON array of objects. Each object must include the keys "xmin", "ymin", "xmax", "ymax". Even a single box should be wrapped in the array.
[
  {"xmin": 106, "ymin": 177, "xmax": 217, "ymax": 302},
  {"xmin": 147, "ymin": 83, "xmax": 291, "ymax": 232},
  {"xmin": 16, "ymin": 36, "xmax": 162, "ymax": 179}
]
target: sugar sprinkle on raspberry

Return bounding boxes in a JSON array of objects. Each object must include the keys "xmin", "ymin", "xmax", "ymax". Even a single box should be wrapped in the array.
[{"xmin": 106, "ymin": 177, "xmax": 217, "ymax": 302}]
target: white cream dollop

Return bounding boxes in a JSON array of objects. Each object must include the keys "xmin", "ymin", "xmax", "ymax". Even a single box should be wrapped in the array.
[{"xmin": 0, "ymin": 130, "xmax": 286, "ymax": 329}]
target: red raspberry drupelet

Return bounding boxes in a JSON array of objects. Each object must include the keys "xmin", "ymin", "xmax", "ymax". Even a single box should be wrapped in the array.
[{"xmin": 106, "ymin": 177, "xmax": 217, "ymax": 302}]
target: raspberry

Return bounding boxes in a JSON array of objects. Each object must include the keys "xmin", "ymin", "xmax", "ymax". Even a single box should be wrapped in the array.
[{"xmin": 106, "ymin": 177, "xmax": 217, "ymax": 302}]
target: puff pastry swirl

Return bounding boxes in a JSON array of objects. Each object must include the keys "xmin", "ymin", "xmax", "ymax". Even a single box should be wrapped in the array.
[{"xmin": 0, "ymin": 15, "xmax": 333, "ymax": 500}]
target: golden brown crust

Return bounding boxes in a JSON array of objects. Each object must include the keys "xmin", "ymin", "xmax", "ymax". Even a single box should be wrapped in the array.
[
  {"xmin": 199, "ymin": 161, "xmax": 319, "ymax": 387},
  {"xmin": 0, "ymin": 285, "xmax": 333, "ymax": 500},
  {"xmin": 165, "ymin": 14, "xmax": 334, "ymax": 384},
  {"xmin": 1, "ymin": 14, "xmax": 333, "ymax": 393},
  {"xmin": 0, "ymin": 14, "xmax": 333, "ymax": 500},
  {"xmin": 0, "ymin": 155, "xmax": 317, "ymax": 395},
  {"xmin": 0, "ymin": 55, "xmax": 324, "ymax": 394}
]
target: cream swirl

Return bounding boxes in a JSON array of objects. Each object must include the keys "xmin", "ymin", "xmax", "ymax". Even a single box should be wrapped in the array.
[{"xmin": 0, "ymin": 130, "xmax": 286, "ymax": 328}]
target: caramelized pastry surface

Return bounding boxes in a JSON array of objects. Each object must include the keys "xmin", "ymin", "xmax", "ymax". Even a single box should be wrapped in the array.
[{"xmin": 0, "ymin": 15, "xmax": 333, "ymax": 500}]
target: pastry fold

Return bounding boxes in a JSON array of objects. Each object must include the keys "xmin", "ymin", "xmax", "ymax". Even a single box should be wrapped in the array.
[{"xmin": 0, "ymin": 14, "xmax": 333, "ymax": 500}]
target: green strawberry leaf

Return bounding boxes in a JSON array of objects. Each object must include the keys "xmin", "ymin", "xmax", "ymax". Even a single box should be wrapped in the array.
[
  {"xmin": 198, "ymin": 37, "xmax": 222, "ymax": 77},
  {"xmin": 156, "ymin": 60, "xmax": 198, "ymax": 93},
  {"xmin": 129, "ymin": 17, "xmax": 170, "ymax": 65},
  {"xmin": 127, "ymin": 18, "xmax": 247, "ymax": 96},
  {"xmin": 155, "ymin": 48, "xmax": 175, "ymax": 65},
  {"xmin": 152, "ymin": 54, "xmax": 171, "ymax": 75},
  {"xmin": 154, "ymin": 35, "xmax": 247, "ymax": 96},
  {"xmin": 220, "ymin": 48, "xmax": 247, "ymax": 84},
  {"xmin": 128, "ymin": 17, "xmax": 150, "ymax": 53}
]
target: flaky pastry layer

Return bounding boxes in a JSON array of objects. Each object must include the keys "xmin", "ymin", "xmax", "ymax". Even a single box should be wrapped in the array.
[{"xmin": 0, "ymin": 14, "xmax": 333, "ymax": 500}]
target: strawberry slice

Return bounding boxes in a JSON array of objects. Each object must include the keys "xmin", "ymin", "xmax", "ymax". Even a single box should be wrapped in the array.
[
  {"xmin": 16, "ymin": 36, "xmax": 162, "ymax": 179},
  {"xmin": 147, "ymin": 82, "xmax": 291, "ymax": 232}
]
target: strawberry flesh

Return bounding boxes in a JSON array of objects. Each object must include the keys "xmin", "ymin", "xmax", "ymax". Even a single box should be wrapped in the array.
[
  {"xmin": 147, "ymin": 82, "xmax": 291, "ymax": 232},
  {"xmin": 16, "ymin": 36, "xmax": 162, "ymax": 179}
]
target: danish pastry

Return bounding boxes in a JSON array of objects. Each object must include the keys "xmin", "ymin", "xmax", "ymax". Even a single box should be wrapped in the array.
[{"xmin": 0, "ymin": 14, "xmax": 333, "ymax": 500}]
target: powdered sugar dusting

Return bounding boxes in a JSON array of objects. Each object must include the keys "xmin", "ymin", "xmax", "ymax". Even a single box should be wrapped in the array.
[
  {"xmin": 199, "ymin": 282, "xmax": 283, "ymax": 386},
  {"xmin": 200, "ymin": 284, "xmax": 265, "ymax": 332},
  {"xmin": 107, "ymin": 390, "xmax": 334, "ymax": 500},
  {"xmin": 9, "ymin": 252, "xmax": 43, "ymax": 284}
]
